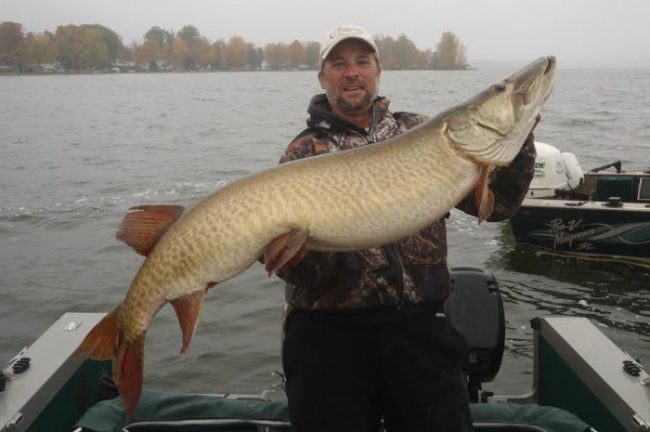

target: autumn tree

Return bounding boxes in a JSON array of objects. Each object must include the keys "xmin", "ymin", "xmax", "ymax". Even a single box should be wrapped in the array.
[
  {"xmin": 430, "ymin": 31, "xmax": 467, "ymax": 70},
  {"xmin": 304, "ymin": 41, "xmax": 320, "ymax": 69},
  {"xmin": 138, "ymin": 40, "xmax": 161, "ymax": 69},
  {"xmin": 247, "ymin": 46, "xmax": 263, "ymax": 69},
  {"xmin": 93, "ymin": 25, "xmax": 122, "ymax": 63},
  {"xmin": 394, "ymin": 34, "xmax": 422, "ymax": 69},
  {"xmin": 53, "ymin": 25, "xmax": 86, "ymax": 71},
  {"xmin": 171, "ymin": 37, "xmax": 192, "ymax": 69},
  {"xmin": 2, "ymin": 22, "xmax": 470, "ymax": 73},
  {"xmin": 263, "ymin": 43, "xmax": 287, "ymax": 69},
  {"xmin": 0, "ymin": 21, "xmax": 25, "ymax": 66},
  {"xmin": 375, "ymin": 35, "xmax": 397, "ymax": 69},
  {"xmin": 212, "ymin": 39, "xmax": 228, "ymax": 69},
  {"xmin": 286, "ymin": 40, "xmax": 305, "ymax": 68},
  {"xmin": 173, "ymin": 25, "xmax": 205, "ymax": 69},
  {"xmin": 23, "ymin": 32, "xmax": 55, "ymax": 65},
  {"xmin": 84, "ymin": 39, "xmax": 111, "ymax": 70},
  {"xmin": 263, "ymin": 43, "xmax": 278, "ymax": 69},
  {"xmin": 144, "ymin": 26, "xmax": 174, "ymax": 50},
  {"xmin": 118, "ymin": 43, "xmax": 136, "ymax": 64},
  {"xmin": 52, "ymin": 24, "xmax": 123, "ymax": 71},
  {"xmin": 226, "ymin": 36, "xmax": 248, "ymax": 69},
  {"xmin": 197, "ymin": 41, "xmax": 218, "ymax": 69},
  {"xmin": 139, "ymin": 26, "xmax": 174, "ymax": 67}
]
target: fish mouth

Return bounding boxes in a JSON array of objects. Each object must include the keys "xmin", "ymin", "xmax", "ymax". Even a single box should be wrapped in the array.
[
  {"xmin": 510, "ymin": 56, "xmax": 556, "ymax": 86},
  {"xmin": 509, "ymin": 56, "xmax": 556, "ymax": 105},
  {"xmin": 543, "ymin": 56, "xmax": 556, "ymax": 75},
  {"xmin": 446, "ymin": 56, "xmax": 557, "ymax": 164}
]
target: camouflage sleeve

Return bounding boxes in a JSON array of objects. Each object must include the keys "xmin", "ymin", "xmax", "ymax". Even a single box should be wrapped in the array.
[
  {"xmin": 275, "ymin": 131, "xmax": 340, "ymax": 288},
  {"xmin": 279, "ymin": 131, "xmax": 331, "ymax": 163},
  {"xmin": 456, "ymin": 132, "xmax": 536, "ymax": 221}
]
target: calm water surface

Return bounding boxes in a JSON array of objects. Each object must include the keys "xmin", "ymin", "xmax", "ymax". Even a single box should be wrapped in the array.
[{"xmin": 1, "ymin": 67, "xmax": 649, "ymax": 397}]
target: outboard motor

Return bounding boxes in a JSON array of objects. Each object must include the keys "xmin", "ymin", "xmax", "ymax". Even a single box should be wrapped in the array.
[
  {"xmin": 527, "ymin": 141, "xmax": 584, "ymax": 198},
  {"xmin": 445, "ymin": 268, "xmax": 505, "ymax": 403}
]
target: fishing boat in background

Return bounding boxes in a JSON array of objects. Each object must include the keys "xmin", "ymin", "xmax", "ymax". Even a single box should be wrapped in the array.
[
  {"xmin": 509, "ymin": 142, "xmax": 650, "ymax": 268},
  {"xmin": 2, "ymin": 268, "xmax": 648, "ymax": 432}
]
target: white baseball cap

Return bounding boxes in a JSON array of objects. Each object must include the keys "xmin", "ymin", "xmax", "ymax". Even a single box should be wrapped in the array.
[{"xmin": 319, "ymin": 25, "xmax": 379, "ymax": 63}]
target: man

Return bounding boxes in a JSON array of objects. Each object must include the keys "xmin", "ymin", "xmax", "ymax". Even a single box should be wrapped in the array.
[{"xmin": 276, "ymin": 25, "xmax": 536, "ymax": 432}]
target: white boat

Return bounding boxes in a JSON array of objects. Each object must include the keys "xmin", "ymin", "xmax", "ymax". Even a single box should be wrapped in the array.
[{"xmin": 510, "ymin": 142, "xmax": 650, "ymax": 268}]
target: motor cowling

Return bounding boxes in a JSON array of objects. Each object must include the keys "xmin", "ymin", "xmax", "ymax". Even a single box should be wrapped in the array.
[
  {"xmin": 445, "ymin": 267, "xmax": 504, "ymax": 403},
  {"xmin": 527, "ymin": 141, "xmax": 584, "ymax": 198}
]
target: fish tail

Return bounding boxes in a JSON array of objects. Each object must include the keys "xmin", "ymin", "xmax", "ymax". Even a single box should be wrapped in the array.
[
  {"xmin": 76, "ymin": 307, "xmax": 145, "ymax": 416},
  {"xmin": 115, "ymin": 331, "xmax": 145, "ymax": 417}
]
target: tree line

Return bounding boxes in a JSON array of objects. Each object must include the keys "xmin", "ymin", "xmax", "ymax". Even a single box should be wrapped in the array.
[{"xmin": 0, "ymin": 21, "xmax": 469, "ymax": 73}]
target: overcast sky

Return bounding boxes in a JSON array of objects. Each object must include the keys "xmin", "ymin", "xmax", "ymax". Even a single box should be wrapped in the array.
[{"xmin": 4, "ymin": 0, "xmax": 650, "ymax": 68}]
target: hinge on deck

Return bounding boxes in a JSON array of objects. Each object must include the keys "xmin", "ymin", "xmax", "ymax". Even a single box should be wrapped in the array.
[{"xmin": 631, "ymin": 413, "xmax": 650, "ymax": 431}]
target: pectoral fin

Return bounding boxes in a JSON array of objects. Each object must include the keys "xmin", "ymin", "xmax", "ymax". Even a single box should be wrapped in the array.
[
  {"xmin": 116, "ymin": 205, "xmax": 185, "ymax": 256},
  {"xmin": 263, "ymin": 229, "xmax": 309, "ymax": 275},
  {"xmin": 475, "ymin": 166, "xmax": 495, "ymax": 224},
  {"xmin": 171, "ymin": 289, "xmax": 207, "ymax": 354}
]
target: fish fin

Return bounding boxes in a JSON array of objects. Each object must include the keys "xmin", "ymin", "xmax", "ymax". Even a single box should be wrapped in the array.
[
  {"xmin": 116, "ymin": 205, "xmax": 185, "ymax": 256},
  {"xmin": 78, "ymin": 309, "xmax": 144, "ymax": 416},
  {"xmin": 171, "ymin": 289, "xmax": 206, "ymax": 354},
  {"xmin": 263, "ymin": 229, "xmax": 309, "ymax": 275},
  {"xmin": 474, "ymin": 165, "xmax": 495, "ymax": 224},
  {"xmin": 76, "ymin": 308, "xmax": 119, "ymax": 360},
  {"xmin": 115, "ymin": 332, "xmax": 145, "ymax": 417},
  {"xmin": 284, "ymin": 246, "xmax": 309, "ymax": 268}
]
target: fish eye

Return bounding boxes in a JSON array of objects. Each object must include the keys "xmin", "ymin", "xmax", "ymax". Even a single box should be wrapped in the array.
[{"xmin": 493, "ymin": 84, "xmax": 506, "ymax": 93}]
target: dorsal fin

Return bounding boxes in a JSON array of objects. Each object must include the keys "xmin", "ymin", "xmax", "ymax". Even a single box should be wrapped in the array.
[{"xmin": 116, "ymin": 205, "xmax": 184, "ymax": 256}]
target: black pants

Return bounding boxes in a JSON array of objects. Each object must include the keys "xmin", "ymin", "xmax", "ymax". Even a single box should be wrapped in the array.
[{"xmin": 282, "ymin": 304, "xmax": 473, "ymax": 432}]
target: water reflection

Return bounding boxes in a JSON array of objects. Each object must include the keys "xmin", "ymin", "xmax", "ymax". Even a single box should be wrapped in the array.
[{"xmin": 489, "ymin": 223, "xmax": 650, "ymax": 340}]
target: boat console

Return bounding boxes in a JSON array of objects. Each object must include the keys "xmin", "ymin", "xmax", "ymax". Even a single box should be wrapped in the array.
[
  {"xmin": 638, "ymin": 176, "xmax": 650, "ymax": 202},
  {"xmin": 533, "ymin": 316, "xmax": 650, "ymax": 431},
  {"xmin": 0, "ymin": 313, "xmax": 110, "ymax": 432}
]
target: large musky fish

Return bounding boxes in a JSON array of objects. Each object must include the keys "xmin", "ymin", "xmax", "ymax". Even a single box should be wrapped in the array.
[{"xmin": 77, "ymin": 56, "xmax": 556, "ymax": 415}]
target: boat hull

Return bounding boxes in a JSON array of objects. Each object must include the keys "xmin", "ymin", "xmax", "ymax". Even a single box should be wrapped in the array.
[{"xmin": 510, "ymin": 199, "xmax": 650, "ymax": 267}]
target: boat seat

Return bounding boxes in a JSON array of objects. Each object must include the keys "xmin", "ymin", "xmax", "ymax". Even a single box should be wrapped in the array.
[
  {"xmin": 74, "ymin": 389, "xmax": 592, "ymax": 432},
  {"xmin": 473, "ymin": 425, "xmax": 548, "ymax": 431},
  {"xmin": 595, "ymin": 175, "xmax": 636, "ymax": 201},
  {"xmin": 105, "ymin": 420, "xmax": 553, "ymax": 432}
]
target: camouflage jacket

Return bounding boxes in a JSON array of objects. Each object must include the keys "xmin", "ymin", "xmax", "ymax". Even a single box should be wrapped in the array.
[{"xmin": 276, "ymin": 94, "xmax": 536, "ymax": 311}]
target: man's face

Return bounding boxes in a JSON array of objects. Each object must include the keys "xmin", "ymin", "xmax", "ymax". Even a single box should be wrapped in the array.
[{"xmin": 318, "ymin": 39, "xmax": 381, "ymax": 117}]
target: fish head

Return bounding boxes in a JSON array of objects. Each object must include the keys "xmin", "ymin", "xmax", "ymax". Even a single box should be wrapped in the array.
[{"xmin": 445, "ymin": 56, "xmax": 556, "ymax": 166}]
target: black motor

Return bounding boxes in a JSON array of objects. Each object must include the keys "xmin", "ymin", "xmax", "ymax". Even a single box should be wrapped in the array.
[{"xmin": 445, "ymin": 267, "xmax": 505, "ymax": 402}]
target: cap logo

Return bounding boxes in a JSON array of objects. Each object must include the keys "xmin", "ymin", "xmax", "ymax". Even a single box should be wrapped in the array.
[
  {"xmin": 328, "ymin": 26, "xmax": 364, "ymax": 40},
  {"xmin": 320, "ymin": 25, "xmax": 378, "ymax": 63}
]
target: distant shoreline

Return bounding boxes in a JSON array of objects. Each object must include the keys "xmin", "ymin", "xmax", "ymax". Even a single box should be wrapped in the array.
[
  {"xmin": 0, "ymin": 67, "xmax": 475, "ymax": 76},
  {"xmin": 0, "ymin": 22, "xmax": 471, "ymax": 74}
]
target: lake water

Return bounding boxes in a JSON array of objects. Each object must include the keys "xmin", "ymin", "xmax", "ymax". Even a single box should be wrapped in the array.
[{"xmin": 1, "ymin": 66, "xmax": 649, "ymax": 398}]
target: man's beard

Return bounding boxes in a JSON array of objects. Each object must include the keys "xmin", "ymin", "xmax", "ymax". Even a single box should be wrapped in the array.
[{"xmin": 328, "ymin": 86, "xmax": 377, "ymax": 115}]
